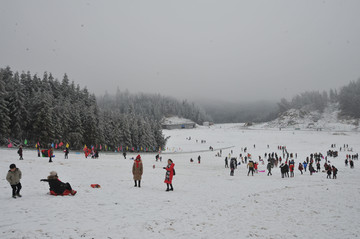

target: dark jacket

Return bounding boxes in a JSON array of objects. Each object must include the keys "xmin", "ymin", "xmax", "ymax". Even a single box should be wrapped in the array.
[{"xmin": 41, "ymin": 175, "xmax": 69, "ymax": 194}]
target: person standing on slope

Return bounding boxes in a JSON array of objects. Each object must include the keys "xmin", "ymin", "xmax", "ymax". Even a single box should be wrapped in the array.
[
  {"xmin": 133, "ymin": 155, "xmax": 143, "ymax": 187},
  {"xmin": 267, "ymin": 161, "xmax": 272, "ymax": 176},
  {"xmin": 164, "ymin": 159, "xmax": 175, "ymax": 191},
  {"xmin": 17, "ymin": 146, "xmax": 23, "ymax": 160},
  {"xmin": 247, "ymin": 160, "xmax": 255, "ymax": 176},
  {"xmin": 298, "ymin": 162, "xmax": 303, "ymax": 175},
  {"xmin": 6, "ymin": 164, "xmax": 22, "ymax": 198}
]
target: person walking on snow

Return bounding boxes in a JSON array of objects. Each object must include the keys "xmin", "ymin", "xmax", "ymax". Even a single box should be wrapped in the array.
[
  {"xmin": 230, "ymin": 158, "xmax": 235, "ymax": 176},
  {"xmin": 48, "ymin": 147, "xmax": 54, "ymax": 163},
  {"xmin": 303, "ymin": 161, "xmax": 308, "ymax": 172},
  {"xmin": 164, "ymin": 159, "xmax": 175, "ymax": 191},
  {"xmin": 247, "ymin": 160, "xmax": 255, "ymax": 176},
  {"xmin": 225, "ymin": 157, "xmax": 229, "ymax": 168},
  {"xmin": 6, "ymin": 164, "xmax": 22, "ymax": 198},
  {"xmin": 64, "ymin": 147, "xmax": 69, "ymax": 159},
  {"xmin": 298, "ymin": 163, "xmax": 303, "ymax": 174},
  {"xmin": 332, "ymin": 166, "xmax": 338, "ymax": 179},
  {"xmin": 267, "ymin": 161, "xmax": 272, "ymax": 176},
  {"xmin": 17, "ymin": 146, "xmax": 23, "ymax": 160},
  {"xmin": 133, "ymin": 155, "xmax": 143, "ymax": 187}
]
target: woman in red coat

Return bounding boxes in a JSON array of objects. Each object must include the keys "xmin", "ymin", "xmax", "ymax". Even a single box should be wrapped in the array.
[{"xmin": 163, "ymin": 159, "xmax": 175, "ymax": 191}]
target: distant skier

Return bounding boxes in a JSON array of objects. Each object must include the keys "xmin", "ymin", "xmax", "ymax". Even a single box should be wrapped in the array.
[
  {"xmin": 230, "ymin": 158, "xmax": 235, "ymax": 176},
  {"xmin": 280, "ymin": 163, "xmax": 286, "ymax": 178},
  {"xmin": 298, "ymin": 163, "xmax": 303, "ymax": 174},
  {"xmin": 17, "ymin": 146, "xmax": 23, "ymax": 160},
  {"xmin": 332, "ymin": 166, "xmax": 338, "ymax": 179},
  {"xmin": 225, "ymin": 157, "xmax": 229, "ymax": 168},
  {"xmin": 326, "ymin": 166, "xmax": 332, "ymax": 179},
  {"xmin": 48, "ymin": 147, "xmax": 54, "ymax": 163},
  {"xmin": 247, "ymin": 160, "xmax": 255, "ymax": 176},
  {"xmin": 198, "ymin": 155, "xmax": 201, "ymax": 164},
  {"xmin": 309, "ymin": 163, "xmax": 316, "ymax": 175},
  {"xmin": 350, "ymin": 160, "xmax": 354, "ymax": 168},
  {"xmin": 64, "ymin": 147, "xmax": 69, "ymax": 159},
  {"xmin": 267, "ymin": 161, "xmax": 272, "ymax": 176},
  {"xmin": 123, "ymin": 152, "xmax": 127, "ymax": 159},
  {"xmin": 303, "ymin": 161, "xmax": 308, "ymax": 172},
  {"xmin": 289, "ymin": 161, "xmax": 295, "ymax": 177}
]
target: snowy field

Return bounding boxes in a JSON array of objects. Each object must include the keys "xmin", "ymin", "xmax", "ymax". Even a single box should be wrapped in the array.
[{"xmin": 1, "ymin": 124, "xmax": 360, "ymax": 239}]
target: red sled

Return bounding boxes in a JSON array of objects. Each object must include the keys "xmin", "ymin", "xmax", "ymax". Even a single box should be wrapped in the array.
[
  {"xmin": 91, "ymin": 184, "xmax": 101, "ymax": 188},
  {"xmin": 49, "ymin": 189, "xmax": 77, "ymax": 196}
]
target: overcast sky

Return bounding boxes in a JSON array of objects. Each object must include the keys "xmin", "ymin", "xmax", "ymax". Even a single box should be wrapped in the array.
[{"xmin": 1, "ymin": 0, "xmax": 359, "ymax": 103}]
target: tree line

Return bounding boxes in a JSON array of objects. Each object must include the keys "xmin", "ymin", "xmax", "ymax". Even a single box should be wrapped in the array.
[
  {"xmin": 0, "ymin": 66, "xmax": 175, "ymax": 150},
  {"xmin": 277, "ymin": 79, "xmax": 360, "ymax": 119}
]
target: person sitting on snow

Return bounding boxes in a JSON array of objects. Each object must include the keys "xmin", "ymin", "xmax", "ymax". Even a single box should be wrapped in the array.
[{"xmin": 40, "ymin": 171, "xmax": 76, "ymax": 196}]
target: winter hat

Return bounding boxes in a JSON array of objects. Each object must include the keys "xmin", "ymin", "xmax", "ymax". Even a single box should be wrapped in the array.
[
  {"xmin": 49, "ymin": 171, "xmax": 57, "ymax": 176},
  {"xmin": 9, "ymin": 164, "xmax": 16, "ymax": 169},
  {"xmin": 136, "ymin": 155, "xmax": 141, "ymax": 160}
]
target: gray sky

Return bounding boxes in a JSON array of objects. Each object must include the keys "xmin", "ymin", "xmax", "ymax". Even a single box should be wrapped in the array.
[{"xmin": 1, "ymin": 0, "xmax": 359, "ymax": 103}]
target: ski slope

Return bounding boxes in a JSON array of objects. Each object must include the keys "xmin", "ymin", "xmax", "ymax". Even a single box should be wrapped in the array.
[{"xmin": 1, "ymin": 124, "xmax": 359, "ymax": 239}]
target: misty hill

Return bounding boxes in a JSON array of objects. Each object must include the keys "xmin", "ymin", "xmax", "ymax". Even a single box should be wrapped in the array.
[
  {"xmin": 257, "ymin": 103, "xmax": 359, "ymax": 131},
  {"xmin": 97, "ymin": 89, "xmax": 212, "ymax": 125},
  {"xmin": 197, "ymin": 100, "xmax": 278, "ymax": 123},
  {"xmin": 252, "ymin": 80, "xmax": 360, "ymax": 131}
]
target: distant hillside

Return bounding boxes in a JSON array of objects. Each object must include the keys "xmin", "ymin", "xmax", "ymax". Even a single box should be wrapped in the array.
[
  {"xmin": 97, "ymin": 89, "xmax": 212, "ymax": 125},
  {"xmin": 254, "ymin": 103, "xmax": 359, "ymax": 131}
]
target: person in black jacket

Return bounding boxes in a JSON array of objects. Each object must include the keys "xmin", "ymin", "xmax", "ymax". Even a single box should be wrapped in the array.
[
  {"xmin": 230, "ymin": 158, "xmax": 235, "ymax": 176},
  {"xmin": 64, "ymin": 148, "xmax": 69, "ymax": 159},
  {"xmin": 332, "ymin": 166, "xmax": 338, "ymax": 179},
  {"xmin": 40, "ymin": 171, "xmax": 76, "ymax": 196},
  {"xmin": 18, "ymin": 146, "xmax": 23, "ymax": 160}
]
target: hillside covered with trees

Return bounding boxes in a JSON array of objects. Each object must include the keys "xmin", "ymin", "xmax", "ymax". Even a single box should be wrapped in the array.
[{"xmin": 0, "ymin": 67, "xmax": 208, "ymax": 150}]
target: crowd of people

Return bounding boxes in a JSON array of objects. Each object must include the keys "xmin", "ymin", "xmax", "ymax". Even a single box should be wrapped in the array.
[
  {"xmin": 6, "ymin": 140, "xmax": 357, "ymax": 199},
  {"xmin": 220, "ymin": 143, "xmax": 356, "ymax": 180},
  {"xmin": 6, "ymin": 150, "xmax": 176, "ymax": 198}
]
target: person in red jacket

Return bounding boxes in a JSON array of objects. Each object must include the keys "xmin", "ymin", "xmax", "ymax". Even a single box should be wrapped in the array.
[
  {"xmin": 163, "ymin": 159, "xmax": 175, "ymax": 191},
  {"xmin": 48, "ymin": 147, "xmax": 54, "ymax": 163},
  {"xmin": 289, "ymin": 162, "xmax": 295, "ymax": 177}
]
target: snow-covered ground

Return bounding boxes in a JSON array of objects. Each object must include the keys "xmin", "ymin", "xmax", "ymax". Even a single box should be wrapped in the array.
[
  {"xmin": 253, "ymin": 103, "xmax": 359, "ymax": 132},
  {"xmin": 1, "ymin": 124, "xmax": 360, "ymax": 239}
]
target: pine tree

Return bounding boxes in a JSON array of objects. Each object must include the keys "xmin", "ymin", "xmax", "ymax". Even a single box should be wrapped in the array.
[{"xmin": 0, "ymin": 69, "xmax": 11, "ymax": 139}]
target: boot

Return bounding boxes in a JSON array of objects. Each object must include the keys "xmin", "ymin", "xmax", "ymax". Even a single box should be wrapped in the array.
[
  {"xmin": 170, "ymin": 184, "xmax": 173, "ymax": 191},
  {"xmin": 138, "ymin": 181, "xmax": 141, "ymax": 188},
  {"xmin": 134, "ymin": 181, "xmax": 137, "ymax": 187},
  {"xmin": 16, "ymin": 193, "xmax": 22, "ymax": 197}
]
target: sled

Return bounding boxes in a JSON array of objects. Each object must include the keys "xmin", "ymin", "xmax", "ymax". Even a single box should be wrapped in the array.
[
  {"xmin": 49, "ymin": 189, "xmax": 76, "ymax": 196},
  {"xmin": 91, "ymin": 184, "xmax": 101, "ymax": 188}
]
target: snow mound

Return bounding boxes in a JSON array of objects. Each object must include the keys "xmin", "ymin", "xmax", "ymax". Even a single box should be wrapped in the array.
[{"xmin": 254, "ymin": 104, "xmax": 359, "ymax": 131}]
